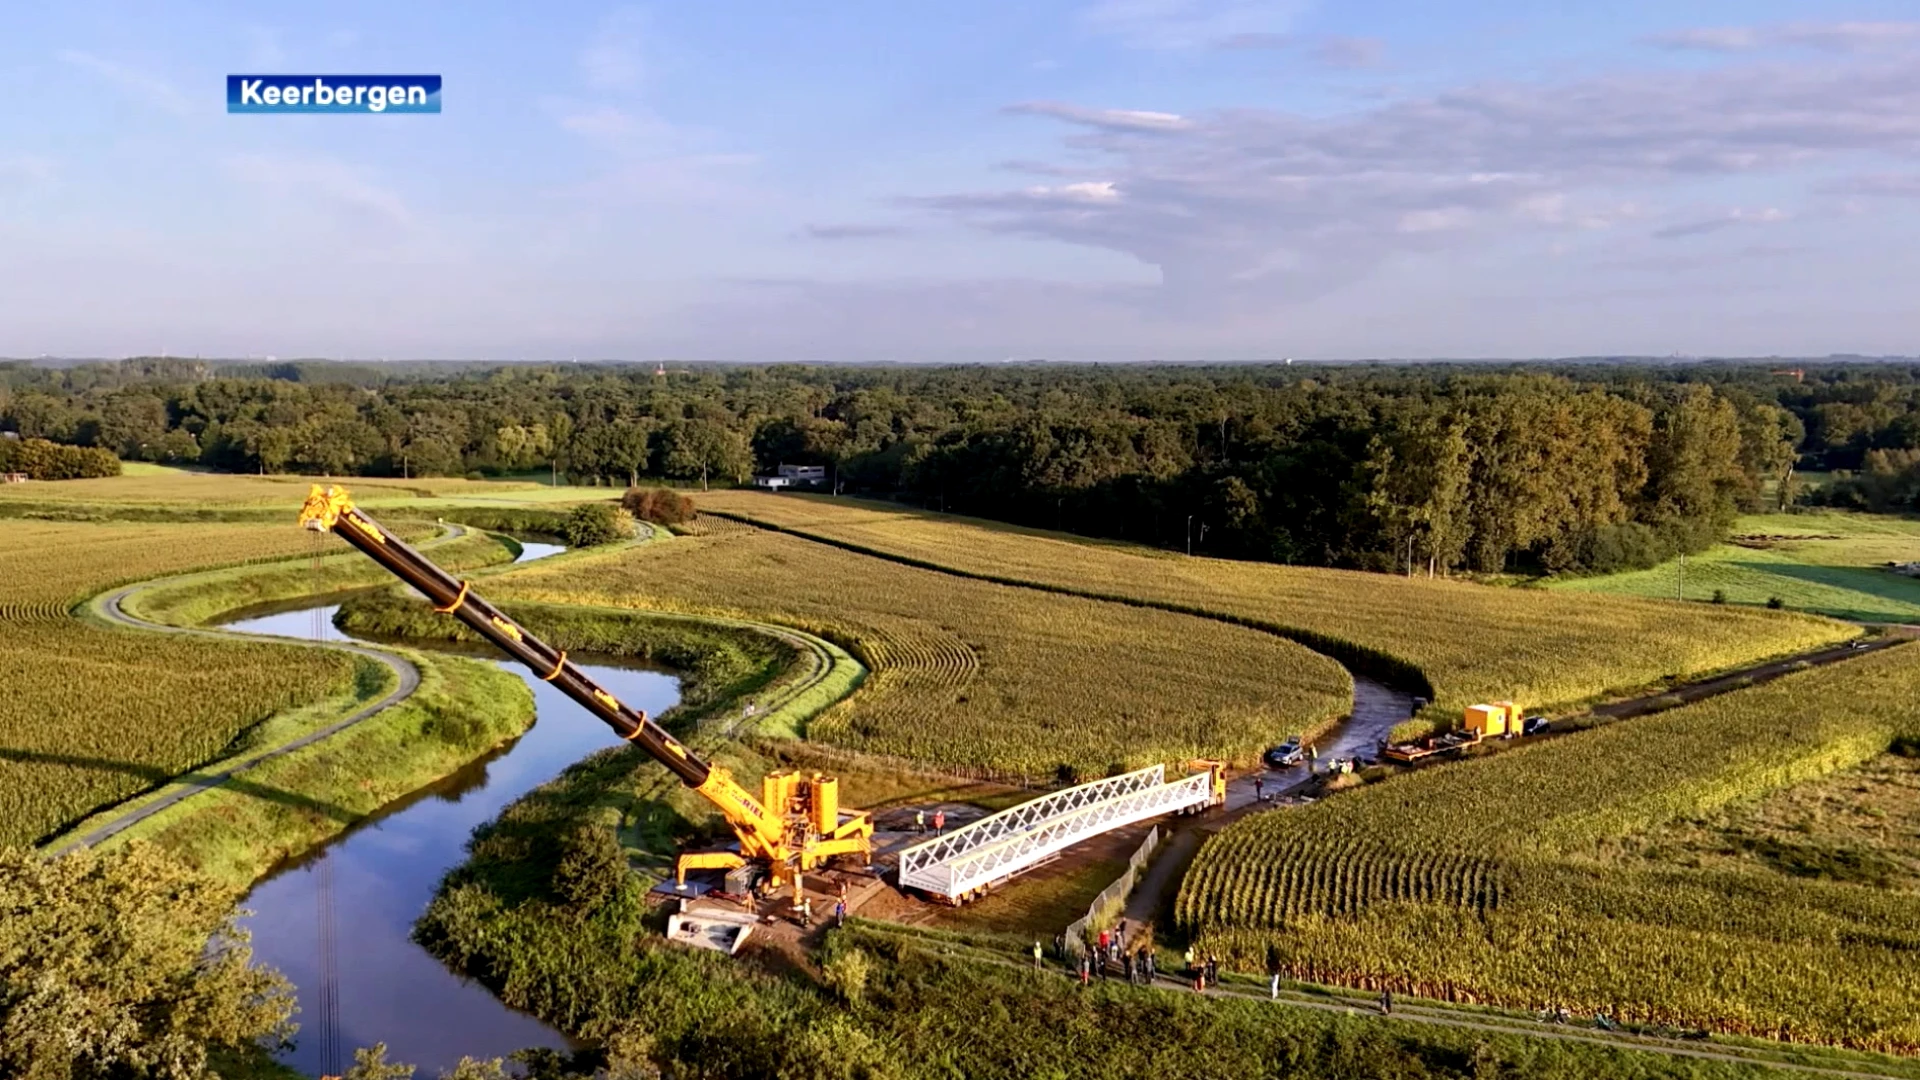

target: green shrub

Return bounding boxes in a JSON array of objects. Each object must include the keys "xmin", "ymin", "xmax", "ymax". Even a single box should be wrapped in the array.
[
  {"xmin": 822, "ymin": 946, "xmax": 872, "ymax": 1005},
  {"xmin": 553, "ymin": 824, "xmax": 630, "ymax": 913},
  {"xmin": 562, "ymin": 503, "xmax": 634, "ymax": 547}
]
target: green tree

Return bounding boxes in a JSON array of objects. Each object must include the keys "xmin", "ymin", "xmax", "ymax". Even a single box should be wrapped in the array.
[
  {"xmin": 561, "ymin": 503, "xmax": 634, "ymax": 547},
  {"xmin": 343, "ymin": 1043, "xmax": 416, "ymax": 1080},
  {"xmin": 551, "ymin": 824, "xmax": 629, "ymax": 913},
  {"xmin": 0, "ymin": 843, "xmax": 294, "ymax": 1080},
  {"xmin": 658, "ymin": 419, "xmax": 752, "ymax": 491}
]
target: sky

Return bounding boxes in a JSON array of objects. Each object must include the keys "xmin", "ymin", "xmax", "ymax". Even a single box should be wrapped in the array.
[{"xmin": 2, "ymin": 0, "xmax": 1918, "ymax": 362}]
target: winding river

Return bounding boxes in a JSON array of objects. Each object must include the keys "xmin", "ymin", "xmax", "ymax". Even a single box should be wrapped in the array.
[{"xmin": 219, "ymin": 541, "xmax": 681, "ymax": 1076}]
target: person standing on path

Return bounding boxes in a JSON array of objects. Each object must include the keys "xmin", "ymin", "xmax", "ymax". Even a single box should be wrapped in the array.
[
  {"xmin": 915, "ymin": 809, "xmax": 926, "ymax": 833},
  {"xmin": 1184, "ymin": 945, "xmax": 1196, "ymax": 977},
  {"xmin": 1144, "ymin": 949, "xmax": 1156, "ymax": 983},
  {"xmin": 1270, "ymin": 972, "xmax": 1280, "ymax": 1000},
  {"xmin": 1123, "ymin": 950, "xmax": 1135, "ymax": 984},
  {"xmin": 1254, "ymin": 776, "xmax": 1264, "ymax": 802},
  {"xmin": 933, "ymin": 809, "xmax": 946, "ymax": 835},
  {"xmin": 1033, "ymin": 940, "xmax": 1044, "ymax": 969},
  {"xmin": 1079, "ymin": 953, "xmax": 1091, "ymax": 987},
  {"xmin": 834, "ymin": 898, "xmax": 846, "ymax": 927},
  {"xmin": 1380, "ymin": 989, "xmax": 1393, "ymax": 1016}
]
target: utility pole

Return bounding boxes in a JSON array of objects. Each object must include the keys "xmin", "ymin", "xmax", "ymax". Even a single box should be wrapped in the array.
[
  {"xmin": 1186, "ymin": 515, "xmax": 1194, "ymax": 556},
  {"xmin": 1676, "ymin": 553, "xmax": 1685, "ymax": 601}
]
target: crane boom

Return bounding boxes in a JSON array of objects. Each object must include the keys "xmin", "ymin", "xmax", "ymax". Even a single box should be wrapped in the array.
[{"xmin": 296, "ymin": 485, "xmax": 799, "ymax": 873}]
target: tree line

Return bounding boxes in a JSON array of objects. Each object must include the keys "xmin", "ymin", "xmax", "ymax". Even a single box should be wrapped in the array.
[{"xmin": 3, "ymin": 356, "xmax": 1892, "ymax": 574}]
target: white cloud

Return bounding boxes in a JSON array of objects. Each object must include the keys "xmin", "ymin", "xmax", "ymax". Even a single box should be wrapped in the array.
[
  {"xmin": 557, "ymin": 104, "xmax": 643, "ymax": 141},
  {"xmin": 0, "ymin": 155, "xmax": 57, "ymax": 189},
  {"xmin": 1651, "ymin": 207, "xmax": 1788, "ymax": 240},
  {"xmin": 1823, "ymin": 173, "xmax": 1920, "ymax": 198},
  {"xmin": 57, "ymin": 50, "xmax": 191, "ymax": 116},
  {"xmin": 1030, "ymin": 181, "xmax": 1123, "ymax": 204},
  {"xmin": 581, "ymin": 8, "xmax": 647, "ymax": 89},
  {"xmin": 244, "ymin": 26, "xmax": 285, "ymax": 69},
  {"xmin": 802, "ymin": 223, "xmax": 909, "ymax": 240},
  {"xmin": 1079, "ymin": 0, "xmax": 1309, "ymax": 50},
  {"xmin": 224, "ymin": 153, "xmax": 412, "ymax": 231},
  {"xmin": 1311, "ymin": 36, "xmax": 1384, "ymax": 70},
  {"xmin": 911, "ymin": 49, "xmax": 1920, "ymax": 312},
  {"xmin": 1643, "ymin": 21, "xmax": 1920, "ymax": 53},
  {"xmin": 1007, "ymin": 101, "xmax": 1192, "ymax": 132},
  {"xmin": 1398, "ymin": 207, "xmax": 1470, "ymax": 233}
]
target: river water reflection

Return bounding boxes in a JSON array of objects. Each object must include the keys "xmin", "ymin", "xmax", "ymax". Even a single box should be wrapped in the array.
[{"xmin": 219, "ymin": 539, "xmax": 675, "ymax": 1075}]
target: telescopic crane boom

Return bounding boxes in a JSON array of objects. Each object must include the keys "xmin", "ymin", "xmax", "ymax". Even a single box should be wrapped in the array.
[{"xmin": 297, "ymin": 485, "xmax": 871, "ymax": 890}]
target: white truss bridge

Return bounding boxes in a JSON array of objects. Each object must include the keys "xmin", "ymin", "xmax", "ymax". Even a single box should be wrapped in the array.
[{"xmin": 896, "ymin": 764, "xmax": 1213, "ymax": 901}]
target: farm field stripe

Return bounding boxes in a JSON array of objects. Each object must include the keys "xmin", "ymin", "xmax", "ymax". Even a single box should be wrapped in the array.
[
  {"xmin": 704, "ymin": 507, "xmax": 1899, "ymax": 727},
  {"xmin": 700, "ymin": 508, "xmax": 1429, "ymax": 693},
  {"xmin": 43, "ymin": 525, "xmax": 478, "ymax": 853}
]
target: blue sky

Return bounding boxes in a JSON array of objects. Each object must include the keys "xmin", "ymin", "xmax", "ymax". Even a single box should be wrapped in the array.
[{"xmin": 2, "ymin": 1, "xmax": 1918, "ymax": 361}]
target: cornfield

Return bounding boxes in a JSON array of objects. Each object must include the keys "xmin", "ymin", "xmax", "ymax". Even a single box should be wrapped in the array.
[
  {"xmin": 0, "ymin": 471, "xmax": 547, "ymax": 507},
  {"xmin": 691, "ymin": 492, "xmax": 1857, "ymax": 715},
  {"xmin": 498, "ymin": 527, "xmax": 1353, "ymax": 776},
  {"xmin": 1177, "ymin": 644, "xmax": 1920, "ymax": 1052},
  {"xmin": 0, "ymin": 517, "xmax": 362, "ymax": 845},
  {"xmin": 0, "ymin": 519, "xmax": 342, "ymax": 620},
  {"xmin": 0, "ymin": 623, "xmax": 356, "ymax": 847}
]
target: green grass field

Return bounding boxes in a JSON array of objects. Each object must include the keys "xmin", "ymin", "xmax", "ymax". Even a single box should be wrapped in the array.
[{"xmin": 1550, "ymin": 510, "xmax": 1920, "ymax": 622}]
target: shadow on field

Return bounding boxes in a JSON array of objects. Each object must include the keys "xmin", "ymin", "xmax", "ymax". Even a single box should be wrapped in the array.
[
  {"xmin": 1727, "ymin": 559, "xmax": 1920, "ymax": 621},
  {"xmin": 1, "ymin": 746, "xmax": 362, "ymax": 838}
]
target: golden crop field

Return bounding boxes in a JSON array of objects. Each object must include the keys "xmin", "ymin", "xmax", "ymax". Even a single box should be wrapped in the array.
[
  {"xmin": 0, "ymin": 519, "xmax": 354, "ymax": 619},
  {"xmin": 0, "ymin": 469, "xmax": 545, "ymax": 507},
  {"xmin": 497, "ymin": 527, "xmax": 1353, "ymax": 777},
  {"xmin": 0, "ymin": 623, "xmax": 358, "ymax": 847},
  {"xmin": 692, "ymin": 492, "xmax": 1857, "ymax": 714},
  {"xmin": 0, "ymin": 516, "xmax": 363, "ymax": 846},
  {"xmin": 1178, "ymin": 644, "xmax": 1920, "ymax": 1051}
]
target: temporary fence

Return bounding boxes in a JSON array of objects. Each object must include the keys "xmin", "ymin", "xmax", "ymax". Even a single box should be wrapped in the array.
[{"xmin": 1063, "ymin": 825, "xmax": 1162, "ymax": 958}]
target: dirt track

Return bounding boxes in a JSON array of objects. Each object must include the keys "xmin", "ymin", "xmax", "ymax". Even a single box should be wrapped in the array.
[{"xmin": 46, "ymin": 527, "xmax": 471, "ymax": 854}]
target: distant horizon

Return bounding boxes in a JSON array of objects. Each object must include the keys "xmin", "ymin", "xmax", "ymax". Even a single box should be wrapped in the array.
[{"xmin": 8, "ymin": 353, "xmax": 1920, "ymax": 369}]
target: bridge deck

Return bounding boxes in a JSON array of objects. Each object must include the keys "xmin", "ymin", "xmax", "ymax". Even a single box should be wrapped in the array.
[{"xmin": 896, "ymin": 764, "xmax": 1212, "ymax": 900}]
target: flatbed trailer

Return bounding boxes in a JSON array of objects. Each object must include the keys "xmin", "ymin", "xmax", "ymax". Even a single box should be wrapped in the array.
[{"xmin": 1382, "ymin": 729, "xmax": 1482, "ymax": 763}]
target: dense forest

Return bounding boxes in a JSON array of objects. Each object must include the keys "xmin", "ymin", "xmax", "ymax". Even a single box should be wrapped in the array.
[{"xmin": 7, "ymin": 357, "xmax": 1920, "ymax": 574}]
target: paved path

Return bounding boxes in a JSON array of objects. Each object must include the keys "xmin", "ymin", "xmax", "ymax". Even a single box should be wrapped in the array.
[{"xmin": 49, "ymin": 525, "xmax": 470, "ymax": 853}]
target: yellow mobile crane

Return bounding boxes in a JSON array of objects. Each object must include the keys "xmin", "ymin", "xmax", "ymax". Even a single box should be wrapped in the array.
[{"xmin": 298, "ymin": 485, "xmax": 873, "ymax": 891}]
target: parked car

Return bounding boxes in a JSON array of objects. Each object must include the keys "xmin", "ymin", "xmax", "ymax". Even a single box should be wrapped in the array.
[
  {"xmin": 1264, "ymin": 738, "xmax": 1305, "ymax": 768},
  {"xmin": 1522, "ymin": 715, "xmax": 1552, "ymax": 736}
]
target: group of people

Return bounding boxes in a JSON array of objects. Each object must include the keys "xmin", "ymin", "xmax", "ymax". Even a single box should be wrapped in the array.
[
  {"xmin": 1068, "ymin": 920, "xmax": 1156, "ymax": 986},
  {"xmin": 1183, "ymin": 947, "xmax": 1222, "ymax": 991},
  {"xmin": 912, "ymin": 808, "xmax": 948, "ymax": 835},
  {"xmin": 788, "ymin": 879, "xmax": 851, "ymax": 930}
]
